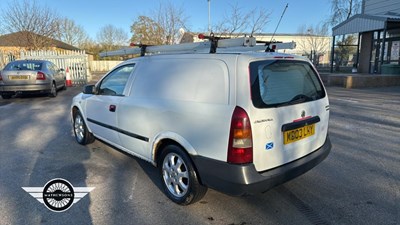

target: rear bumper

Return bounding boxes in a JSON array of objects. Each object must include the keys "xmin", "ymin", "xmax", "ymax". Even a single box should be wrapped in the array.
[
  {"xmin": 192, "ymin": 136, "xmax": 331, "ymax": 196},
  {"xmin": 0, "ymin": 83, "xmax": 51, "ymax": 94}
]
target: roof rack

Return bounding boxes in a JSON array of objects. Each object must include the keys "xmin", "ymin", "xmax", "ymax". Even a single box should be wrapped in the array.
[{"xmin": 99, "ymin": 34, "xmax": 296, "ymax": 57}]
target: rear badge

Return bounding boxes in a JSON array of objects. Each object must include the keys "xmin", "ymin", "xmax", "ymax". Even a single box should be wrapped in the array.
[{"xmin": 266, "ymin": 142, "xmax": 274, "ymax": 150}]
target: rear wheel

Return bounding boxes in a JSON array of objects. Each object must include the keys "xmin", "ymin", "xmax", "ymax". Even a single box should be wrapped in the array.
[
  {"xmin": 62, "ymin": 82, "xmax": 67, "ymax": 90},
  {"xmin": 159, "ymin": 145, "xmax": 207, "ymax": 205},
  {"xmin": 73, "ymin": 110, "xmax": 95, "ymax": 145},
  {"xmin": 49, "ymin": 82, "xmax": 57, "ymax": 97},
  {"xmin": 1, "ymin": 94, "xmax": 12, "ymax": 99}
]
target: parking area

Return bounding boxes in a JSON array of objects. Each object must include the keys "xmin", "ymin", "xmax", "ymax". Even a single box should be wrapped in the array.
[{"xmin": 0, "ymin": 86, "xmax": 399, "ymax": 225}]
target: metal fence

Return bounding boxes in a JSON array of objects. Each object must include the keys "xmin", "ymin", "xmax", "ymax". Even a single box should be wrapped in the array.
[
  {"xmin": 0, "ymin": 50, "xmax": 18, "ymax": 70},
  {"xmin": 20, "ymin": 50, "xmax": 90, "ymax": 85}
]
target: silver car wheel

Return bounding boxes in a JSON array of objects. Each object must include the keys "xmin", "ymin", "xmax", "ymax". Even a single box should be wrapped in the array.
[
  {"xmin": 50, "ymin": 83, "xmax": 57, "ymax": 97},
  {"xmin": 74, "ymin": 114, "xmax": 85, "ymax": 143},
  {"xmin": 162, "ymin": 153, "xmax": 189, "ymax": 198}
]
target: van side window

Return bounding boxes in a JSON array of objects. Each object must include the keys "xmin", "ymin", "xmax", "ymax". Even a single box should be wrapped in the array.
[{"xmin": 98, "ymin": 64, "xmax": 135, "ymax": 96}]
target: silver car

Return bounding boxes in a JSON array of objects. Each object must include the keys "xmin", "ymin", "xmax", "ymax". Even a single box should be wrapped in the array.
[{"xmin": 0, "ymin": 60, "xmax": 66, "ymax": 99}]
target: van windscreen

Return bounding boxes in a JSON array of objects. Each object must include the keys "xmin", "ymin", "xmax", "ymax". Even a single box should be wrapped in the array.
[{"xmin": 249, "ymin": 60, "xmax": 325, "ymax": 108}]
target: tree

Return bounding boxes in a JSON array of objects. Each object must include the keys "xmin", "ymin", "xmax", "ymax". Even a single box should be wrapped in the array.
[
  {"xmin": 297, "ymin": 24, "xmax": 330, "ymax": 65},
  {"xmin": 96, "ymin": 25, "xmax": 129, "ymax": 50},
  {"xmin": 130, "ymin": 16, "xmax": 165, "ymax": 45},
  {"xmin": 56, "ymin": 18, "xmax": 90, "ymax": 48},
  {"xmin": 1, "ymin": 0, "xmax": 60, "ymax": 49},
  {"xmin": 213, "ymin": 3, "xmax": 270, "ymax": 37},
  {"xmin": 248, "ymin": 8, "xmax": 271, "ymax": 36},
  {"xmin": 154, "ymin": 1, "xmax": 188, "ymax": 45},
  {"xmin": 79, "ymin": 39, "xmax": 103, "ymax": 60},
  {"xmin": 328, "ymin": 0, "xmax": 362, "ymax": 71},
  {"xmin": 129, "ymin": 1, "xmax": 188, "ymax": 45},
  {"xmin": 329, "ymin": 0, "xmax": 362, "ymax": 26}
]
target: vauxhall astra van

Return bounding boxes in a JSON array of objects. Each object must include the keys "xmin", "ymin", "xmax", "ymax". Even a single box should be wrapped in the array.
[{"xmin": 71, "ymin": 49, "xmax": 331, "ymax": 205}]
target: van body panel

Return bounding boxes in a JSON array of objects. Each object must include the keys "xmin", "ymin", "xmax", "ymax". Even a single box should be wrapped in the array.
[{"xmin": 71, "ymin": 52, "xmax": 331, "ymax": 197}]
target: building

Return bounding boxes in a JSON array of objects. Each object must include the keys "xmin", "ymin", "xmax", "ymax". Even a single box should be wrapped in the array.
[
  {"xmin": 332, "ymin": 0, "xmax": 400, "ymax": 74},
  {"xmin": 0, "ymin": 31, "xmax": 79, "ymax": 51},
  {"xmin": 0, "ymin": 31, "xmax": 80, "ymax": 68}
]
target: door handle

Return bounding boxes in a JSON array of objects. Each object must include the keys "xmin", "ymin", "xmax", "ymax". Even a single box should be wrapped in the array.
[{"xmin": 109, "ymin": 105, "xmax": 116, "ymax": 112}]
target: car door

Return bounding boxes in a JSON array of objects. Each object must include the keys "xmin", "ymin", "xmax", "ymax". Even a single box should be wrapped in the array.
[
  {"xmin": 85, "ymin": 64, "xmax": 136, "ymax": 146},
  {"xmin": 48, "ymin": 62, "xmax": 63, "ymax": 88}
]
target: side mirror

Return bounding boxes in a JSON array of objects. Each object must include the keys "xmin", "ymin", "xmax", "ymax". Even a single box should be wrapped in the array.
[{"xmin": 83, "ymin": 85, "xmax": 95, "ymax": 94}]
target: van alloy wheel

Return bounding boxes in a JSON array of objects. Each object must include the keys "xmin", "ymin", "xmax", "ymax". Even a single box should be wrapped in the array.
[
  {"xmin": 73, "ymin": 110, "xmax": 95, "ymax": 145},
  {"xmin": 162, "ymin": 152, "xmax": 190, "ymax": 198},
  {"xmin": 159, "ymin": 145, "xmax": 207, "ymax": 205},
  {"xmin": 74, "ymin": 113, "xmax": 85, "ymax": 143}
]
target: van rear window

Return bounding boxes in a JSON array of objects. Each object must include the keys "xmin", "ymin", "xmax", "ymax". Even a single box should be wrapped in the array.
[{"xmin": 249, "ymin": 60, "xmax": 325, "ymax": 108}]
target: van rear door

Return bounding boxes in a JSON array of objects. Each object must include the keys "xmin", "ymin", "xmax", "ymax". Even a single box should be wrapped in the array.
[{"xmin": 248, "ymin": 60, "xmax": 330, "ymax": 172}]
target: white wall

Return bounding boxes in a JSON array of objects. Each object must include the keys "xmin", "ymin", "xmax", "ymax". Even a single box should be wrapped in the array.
[
  {"xmin": 363, "ymin": 0, "xmax": 400, "ymax": 15},
  {"xmin": 89, "ymin": 60, "xmax": 122, "ymax": 72}
]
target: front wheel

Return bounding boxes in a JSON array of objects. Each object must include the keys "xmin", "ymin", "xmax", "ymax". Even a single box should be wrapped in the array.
[
  {"xmin": 73, "ymin": 110, "xmax": 95, "ymax": 145},
  {"xmin": 159, "ymin": 145, "xmax": 207, "ymax": 205}
]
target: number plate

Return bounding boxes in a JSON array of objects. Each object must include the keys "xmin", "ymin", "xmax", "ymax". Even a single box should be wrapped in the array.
[
  {"xmin": 9, "ymin": 75, "xmax": 29, "ymax": 80},
  {"xmin": 283, "ymin": 124, "xmax": 315, "ymax": 144}
]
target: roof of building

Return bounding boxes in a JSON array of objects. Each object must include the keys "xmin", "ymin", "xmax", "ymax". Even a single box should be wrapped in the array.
[
  {"xmin": 0, "ymin": 31, "xmax": 80, "ymax": 51},
  {"xmin": 332, "ymin": 14, "xmax": 400, "ymax": 36}
]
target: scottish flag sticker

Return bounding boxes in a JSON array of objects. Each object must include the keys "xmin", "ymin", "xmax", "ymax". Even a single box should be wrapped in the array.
[{"xmin": 266, "ymin": 142, "xmax": 274, "ymax": 150}]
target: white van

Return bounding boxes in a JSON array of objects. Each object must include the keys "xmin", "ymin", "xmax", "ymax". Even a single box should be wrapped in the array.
[{"xmin": 71, "ymin": 41, "xmax": 331, "ymax": 205}]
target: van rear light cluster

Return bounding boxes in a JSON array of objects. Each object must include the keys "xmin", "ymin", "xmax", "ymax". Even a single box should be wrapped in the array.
[
  {"xmin": 227, "ymin": 106, "xmax": 253, "ymax": 164},
  {"xmin": 36, "ymin": 71, "xmax": 46, "ymax": 80}
]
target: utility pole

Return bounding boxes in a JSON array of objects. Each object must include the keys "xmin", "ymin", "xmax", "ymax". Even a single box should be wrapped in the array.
[{"xmin": 208, "ymin": 0, "xmax": 211, "ymax": 34}]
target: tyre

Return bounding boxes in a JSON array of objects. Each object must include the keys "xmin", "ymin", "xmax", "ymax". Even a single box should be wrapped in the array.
[
  {"xmin": 73, "ymin": 110, "xmax": 95, "ymax": 145},
  {"xmin": 49, "ymin": 82, "xmax": 57, "ymax": 97},
  {"xmin": 159, "ymin": 145, "xmax": 207, "ymax": 205},
  {"xmin": 62, "ymin": 82, "xmax": 67, "ymax": 90},
  {"xmin": 1, "ymin": 94, "xmax": 12, "ymax": 99}
]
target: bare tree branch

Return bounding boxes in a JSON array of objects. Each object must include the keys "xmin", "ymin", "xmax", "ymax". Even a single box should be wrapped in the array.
[
  {"xmin": 97, "ymin": 25, "xmax": 129, "ymax": 50},
  {"xmin": 154, "ymin": 1, "xmax": 188, "ymax": 44},
  {"xmin": 130, "ymin": 16, "xmax": 165, "ymax": 45},
  {"xmin": 297, "ymin": 23, "xmax": 330, "ymax": 65},
  {"xmin": 55, "ymin": 18, "xmax": 90, "ymax": 48},
  {"xmin": 329, "ymin": 0, "xmax": 362, "ymax": 26},
  {"xmin": 249, "ymin": 8, "xmax": 271, "ymax": 36},
  {"xmin": 129, "ymin": 1, "xmax": 188, "ymax": 45},
  {"xmin": 1, "ymin": 0, "xmax": 60, "ymax": 49},
  {"xmin": 213, "ymin": 4, "xmax": 270, "ymax": 37}
]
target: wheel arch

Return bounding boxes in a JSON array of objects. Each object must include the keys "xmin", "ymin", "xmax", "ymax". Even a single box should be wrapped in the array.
[
  {"xmin": 153, "ymin": 134, "xmax": 206, "ymax": 188},
  {"xmin": 71, "ymin": 105, "xmax": 93, "ymax": 134},
  {"xmin": 152, "ymin": 132, "xmax": 198, "ymax": 167}
]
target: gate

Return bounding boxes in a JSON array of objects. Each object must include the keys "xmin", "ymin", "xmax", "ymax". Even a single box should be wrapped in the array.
[
  {"xmin": 20, "ymin": 50, "xmax": 90, "ymax": 85},
  {"xmin": 0, "ymin": 50, "xmax": 17, "ymax": 69}
]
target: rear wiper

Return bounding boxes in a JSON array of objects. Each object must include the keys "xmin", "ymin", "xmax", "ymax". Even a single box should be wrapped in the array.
[{"xmin": 275, "ymin": 94, "xmax": 313, "ymax": 107}]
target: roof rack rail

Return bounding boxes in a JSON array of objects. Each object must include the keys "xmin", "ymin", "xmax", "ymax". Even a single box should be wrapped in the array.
[{"xmin": 99, "ymin": 34, "xmax": 296, "ymax": 57}]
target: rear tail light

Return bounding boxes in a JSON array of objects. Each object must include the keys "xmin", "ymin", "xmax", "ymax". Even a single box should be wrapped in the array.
[
  {"xmin": 0, "ymin": 72, "xmax": 2, "ymax": 81},
  {"xmin": 227, "ymin": 106, "xmax": 253, "ymax": 164},
  {"xmin": 36, "ymin": 71, "xmax": 46, "ymax": 80}
]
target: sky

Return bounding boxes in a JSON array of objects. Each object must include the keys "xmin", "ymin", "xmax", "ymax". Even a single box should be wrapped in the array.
[{"xmin": 0, "ymin": 0, "xmax": 333, "ymax": 40}]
